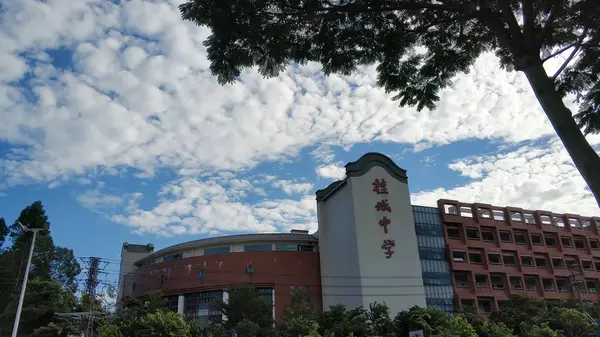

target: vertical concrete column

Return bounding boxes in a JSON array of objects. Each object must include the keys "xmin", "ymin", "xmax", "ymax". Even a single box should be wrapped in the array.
[
  {"xmin": 177, "ymin": 295, "xmax": 185, "ymax": 314},
  {"xmin": 272, "ymin": 288, "xmax": 276, "ymax": 320},
  {"xmin": 222, "ymin": 291, "xmax": 229, "ymax": 321}
]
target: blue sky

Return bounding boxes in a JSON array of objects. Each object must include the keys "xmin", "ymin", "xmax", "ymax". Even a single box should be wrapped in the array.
[{"xmin": 1, "ymin": 0, "xmax": 599, "ymax": 271}]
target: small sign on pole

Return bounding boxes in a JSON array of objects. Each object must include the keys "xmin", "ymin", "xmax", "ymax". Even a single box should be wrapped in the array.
[{"xmin": 409, "ymin": 330, "xmax": 424, "ymax": 337}]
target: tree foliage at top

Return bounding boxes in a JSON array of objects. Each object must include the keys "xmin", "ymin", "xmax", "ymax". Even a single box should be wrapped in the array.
[
  {"xmin": 179, "ymin": 0, "xmax": 600, "ymax": 206},
  {"xmin": 0, "ymin": 201, "xmax": 82, "ymax": 337}
]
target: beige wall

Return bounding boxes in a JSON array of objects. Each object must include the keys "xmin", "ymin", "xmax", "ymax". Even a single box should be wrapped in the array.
[{"xmin": 350, "ymin": 165, "xmax": 426, "ymax": 314}]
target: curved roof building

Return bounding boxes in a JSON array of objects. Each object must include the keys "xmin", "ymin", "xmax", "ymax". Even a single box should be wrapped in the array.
[{"xmin": 117, "ymin": 152, "xmax": 600, "ymax": 324}]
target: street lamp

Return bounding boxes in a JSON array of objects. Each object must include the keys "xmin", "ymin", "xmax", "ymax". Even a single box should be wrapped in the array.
[{"xmin": 11, "ymin": 222, "xmax": 45, "ymax": 337}]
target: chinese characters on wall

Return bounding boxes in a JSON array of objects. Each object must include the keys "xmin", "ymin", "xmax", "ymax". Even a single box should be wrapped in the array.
[{"xmin": 373, "ymin": 178, "xmax": 395, "ymax": 258}]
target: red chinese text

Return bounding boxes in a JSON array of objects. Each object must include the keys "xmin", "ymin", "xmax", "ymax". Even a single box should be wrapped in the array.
[
  {"xmin": 379, "ymin": 216, "xmax": 391, "ymax": 234},
  {"xmin": 375, "ymin": 199, "xmax": 391, "ymax": 212},
  {"xmin": 372, "ymin": 178, "xmax": 388, "ymax": 194},
  {"xmin": 381, "ymin": 239, "xmax": 395, "ymax": 258}
]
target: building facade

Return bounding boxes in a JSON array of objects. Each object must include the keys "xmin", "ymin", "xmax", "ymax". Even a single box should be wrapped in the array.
[
  {"xmin": 439, "ymin": 199, "xmax": 600, "ymax": 313},
  {"xmin": 117, "ymin": 152, "xmax": 600, "ymax": 322}
]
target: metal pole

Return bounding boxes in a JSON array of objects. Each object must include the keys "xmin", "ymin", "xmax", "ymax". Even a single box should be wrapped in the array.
[{"xmin": 11, "ymin": 229, "xmax": 39, "ymax": 337}]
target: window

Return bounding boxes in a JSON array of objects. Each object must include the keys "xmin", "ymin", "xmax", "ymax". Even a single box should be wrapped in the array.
[
  {"xmin": 510, "ymin": 276, "xmax": 523, "ymax": 290},
  {"xmin": 478, "ymin": 208, "xmax": 492, "ymax": 219},
  {"xmin": 419, "ymin": 247, "xmax": 446, "ymax": 260},
  {"xmin": 500, "ymin": 231, "xmax": 513, "ymax": 242},
  {"xmin": 502, "ymin": 252, "xmax": 516, "ymax": 266},
  {"xmin": 590, "ymin": 240, "xmax": 600, "ymax": 249},
  {"xmin": 581, "ymin": 260, "xmax": 593, "ymax": 271},
  {"xmin": 244, "ymin": 244, "xmax": 272, "ymax": 252},
  {"xmin": 488, "ymin": 253, "xmax": 502, "ymax": 264},
  {"xmin": 565, "ymin": 259, "xmax": 577, "ymax": 269},
  {"xmin": 582, "ymin": 220, "xmax": 591, "ymax": 229},
  {"xmin": 185, "ymin": 291, "xmax": 223, "ymax": 326},
  {"xmin": 275, "ymin": 244, "xmax": 298, "ymax": 251},
  {"xmin": 478, "ymin": 297, "xmax": 494, "ymax": 313},
  {"xmin": 569, "ymin": 218, "xmax": 581, "ymax": 228},
  {"xmin": 554, "ymin": 216, "xmax": 565, "ymax": 227},
  {"xmin": 415, "ymin": 223, "xmax": 443, "ymax": 236},
  {"xmin": 204, "ymin": 246, "xmax": 230, "ymax": 255},
  {"xmin": 561, "ymin": 237, "xmax": 573, "ymax": 248},
  {"xmin": 461, "ymin": 299, "xmax": 476, "ymax": 311},
  {"xmin": 469, "ymin": 252, "xmax": 483, "ymax": 264},
  {"xmin": 544, "ymin": 234, "xmax": 556, "ymax": 247},
  {"xmin": 594, "ymin": 260, "xmax": 600, "ymax": 271},
  {"xmin": 493, "ymin": 210, "xmax": 505, "ymax": 221},
  {"xmin": 573, "ymin": 236, "xmax": 585, "ymax": 249},
  {"xmin": 542, "ymin": 278, "xmax": 555, "ymax": 291},
  {"xmin": 446, "ymin": 226, "xmax": 461, "ymax": 239},
  {"xmin": 274, "ymin": 244, "xmax": 313, "ymax": 251},
  {"xmin": 475, "ymin": 274, "xmax": 489, "ymax": 288},
  {"xmin": 452, "ymin": 251, "xmax": 467, "ymax": 262},
  {"xmin": 535, "ymin": 255, "xmax": 547, "ymax": 268},
  {"xmin": 524, "ymin": 213, "xmax": 536, "ymax": 224},
  {"xmin": 556, "ymin": 278, "xmax": 569, "ymax": 292},
  {"xmin": 491, "ymin": 274, "xmax": 505, "ymax": 289},
  {"xmin": 481, "ymin": 227, "xmax": 495, "ymax": 241},
  {"xmin": 298, "ymin": 244, "xmax": 314, "ymax": 252},
  {"xmin": 521, "ymin": 256, "xmax": 535, "ymax": 267},
  {"xmin": 466, "ymin": 227, "xmax": 480, "ymax": 240},
  {"xmin": 587, "ymin": 280, "xmax": 597, "ymax": 293},
  {"xmin": 514, "ymin": 230, "xmax": 527, "ymax": 245},
  {"xmin": 531, "ymin": 234, "xmax": 543, "ymax": 245},
  {"xmin": 460, "ymin": 206, "xmax": 473, "ymax": 218},
  {"xmin": 454, "ymin": 272, "xmax": 470, "ymax": 287},
  {"xmin": 525, "ymin": 277, "xmax": 537, "ymax": 291},
  {"xmin": 166, "ymin": 296, "xmax": 179, "ymax": 312},
  {"xmin": 552, "ymin": 258, "xmax": 565, "ymax": 269},
  {"xmin": 510, "ymin": 212, "xmax": 523, "ymax": 222},
  {"xmin": 540, "ymin": 215, "xmax": 552, "ymax": 225},
  {"xmin": 422, "ymin": 272, "xmax": 453, "ymax": 285},
  {"xmin": 444, "ymin": 204, "xmax": 458, "ymax": 215},
  {"xmin": 255, "ymin": 287, "xmax": 274, "ymax": 306},
  {"xmin": 164, "ymin": 253, "xmax": 183, "ymax": 261}
]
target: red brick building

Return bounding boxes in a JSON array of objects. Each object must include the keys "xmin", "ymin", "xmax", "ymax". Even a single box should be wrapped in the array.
[{"xmin": 438, "ymin": 199, "xmax": 600, "ymax": 313}]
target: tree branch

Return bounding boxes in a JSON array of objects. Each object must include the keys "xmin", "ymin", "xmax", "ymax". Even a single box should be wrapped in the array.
[
  {"xmin": 552, "ymin": 28, "xmax": 589, "ymax": 80},
  {"xmin": 541, "ymin": 44, "xmax": 575, "ymax": 63},
  {"xmin": 496, "ymin": 0, "xmax": 524, "ymax": 49},
  {"xmin": 278, "ymin": 0, "xmax": 472, "ymax": 15},
  {"xmin": 521, "ymin": 0, "xmax": 536, "ymax": 49}
]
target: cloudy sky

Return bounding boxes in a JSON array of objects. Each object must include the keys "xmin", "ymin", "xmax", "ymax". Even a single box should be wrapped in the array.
[{"xmin": 1, "ymin": 0, "xmax": 599, "ymax": 265}]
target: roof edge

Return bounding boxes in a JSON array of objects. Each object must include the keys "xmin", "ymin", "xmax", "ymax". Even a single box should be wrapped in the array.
[{"xmin": 345, "ymin": 152, "xmax": 407, "ymax": 183}]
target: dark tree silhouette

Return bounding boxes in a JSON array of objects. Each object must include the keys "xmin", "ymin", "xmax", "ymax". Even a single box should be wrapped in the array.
[{"xmin": 179, "ymin": 0, "xmax": 600, "ymax": 206}]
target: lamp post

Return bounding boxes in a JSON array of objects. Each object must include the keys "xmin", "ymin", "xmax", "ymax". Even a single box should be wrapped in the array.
[{"xmin": 11, "ymin": 222, "xmax": 44, "ymax": 337}]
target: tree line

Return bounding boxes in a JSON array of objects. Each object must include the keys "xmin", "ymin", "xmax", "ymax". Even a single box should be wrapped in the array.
[
  {"xmin": 104, "ymin": 286, "xmax": 598, "ymax": 337},
  {"xmin": 1, "ymin": 201, "xmax": 599, "ymax": 337}
]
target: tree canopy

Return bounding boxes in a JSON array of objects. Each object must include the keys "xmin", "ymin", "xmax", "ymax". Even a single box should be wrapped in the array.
[
  {"xmin": 0, "ymin": 201, "xmax": 82, "ymax": 337},
  {"xmin": 179, "ymin": 0, "xmax": 600, "ymax": 206}
]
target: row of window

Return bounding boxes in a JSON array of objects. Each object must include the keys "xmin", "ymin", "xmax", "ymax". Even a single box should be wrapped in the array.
[
  {"xmin": 453, "ymin": 271, "xmax": 600, "ymax": 295},
  {"xmin": 451, "ymin": 249, "xmax": 600, "ymax": 272},
  {"xmin": 447, "ymin": 225, "xmax": 600, "ymax": 250},
  {"xmin": 154, "ymin": 243, "xmax": 315, "ymax": 263},
  {"xmin": 443, "ymin": 204, "xmax": 598, "ymax": 229}
]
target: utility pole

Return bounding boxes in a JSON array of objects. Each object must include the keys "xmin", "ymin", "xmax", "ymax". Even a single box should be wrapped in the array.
[
  {"xmin": 11, "ymin": 222, "xmax": 45, "ymax": 337},
  {"xmin": 567, "ymin": 262, "xmax": 596, "ymax": 324},
  {"xmin": 80, "ymin": 257, "xmax": 108, "ymax": 337}
]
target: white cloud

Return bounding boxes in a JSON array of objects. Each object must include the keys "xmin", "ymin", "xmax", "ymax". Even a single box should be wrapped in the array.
[
  {"xmin": 272, "ymin": 180, "xmax": 314, "ymax": 195},
  {"xmin": 0, "ymin": 0, "xmax": 583, "ymax": 187},
  {"xmin": 412, "ymin": 137, "xmax": 600, "ymax": 217},
  {"xmin": 77, "ymin": 189, "xmax": 125, "ymax": 212},
  {"xmin": 0, "ymin": 0, "xmax": 599, "ymax": 236},
  {"xmin": 316, "ymin": 164, "xmax": 346, "ymax": 180},
  {"xmin": 111, "ymin": 177, "xmax": 317, "ymax": 236}
]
